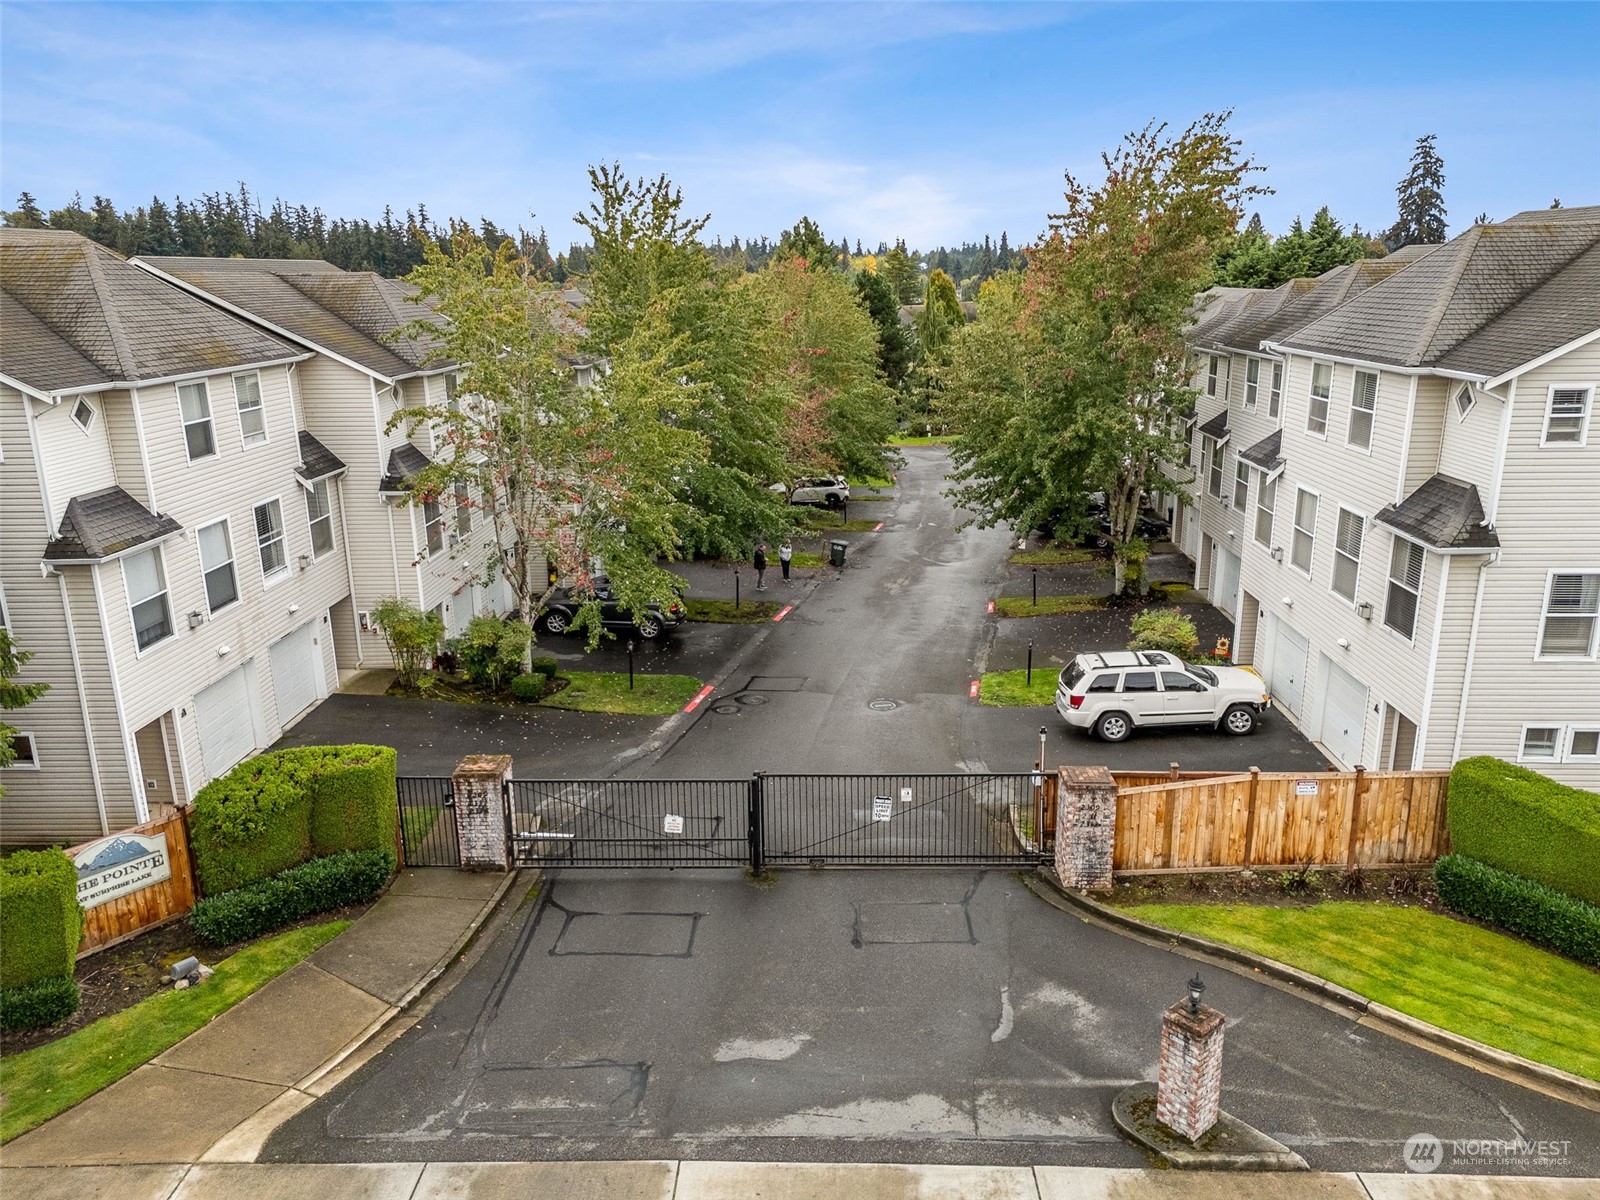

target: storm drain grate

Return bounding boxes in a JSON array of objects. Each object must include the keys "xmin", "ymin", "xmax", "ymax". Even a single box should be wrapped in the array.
[{"xmin": 868, "ymin": 699, "xmax": 898, "ymax": 712}]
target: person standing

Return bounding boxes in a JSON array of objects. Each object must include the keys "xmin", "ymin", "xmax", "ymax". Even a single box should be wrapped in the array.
[
  {"xmin": 753, "ymin": 542, "xmax": 768, "ymax": 590},
  {"xmin": 778, "ymin": 540, "xmax": 793, "ymax": 584}
]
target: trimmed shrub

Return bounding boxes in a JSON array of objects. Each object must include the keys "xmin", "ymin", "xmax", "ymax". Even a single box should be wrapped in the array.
[
  {"xmin": 1127, "ymin": 606, "xmax": 1199, "ymax": 659},
  {"xmin": 510, "ymin": 672, "xmax": 544, "ymax": 701},
  {"xmin": 458, "ymin": 615, "xmax": 532, "ymax": 691},
  {"xmin": 0, "ymin": 975, "xmax": 81, "ymax": 1034},
  {"xmin": 530, "ymin": 656, "xmax": 559, "ymax": 680},
  {"xmin": 294, "ymin": 746, "xmax": 399, "ymax": 859},
  {"xmin": 1435, "ymin": 854, "xmax": 1600, "ymax": 966},
  {"xmin": 190, "ymin": 848, "xmax": 394, "ymax": 946},
  {"xmin": 0, "ymin": 849, "xmax": 84, "ymax": 990},
  {"xmin": 1447, "ymin": 757, "xmax": 1600, "ymax": 906}
]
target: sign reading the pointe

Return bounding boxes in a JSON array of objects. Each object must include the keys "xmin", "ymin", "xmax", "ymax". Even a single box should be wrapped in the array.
[
  {"xmin": 73, "ymin": 831, "xmax": 172, "ymax": 909},
  {"xmin": 872, "ymin": 795, "xmax": 893, "ymax": 822},
  {"xmin": 663, "ymin": 814, "xmax": 685, "ymax": 835}
]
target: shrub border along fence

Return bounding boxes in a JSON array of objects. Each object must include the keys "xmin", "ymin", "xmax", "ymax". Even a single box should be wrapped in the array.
[
  {"xmin": 1445, "ymin": 756, "xmax": 1600, "ymax": 907},
  {"xmin": 0, "ymin": 848, "xmax": 84, "ymax": 1032},
  {"xmin": 1434, "ymin": 854, "xmax": 1600, "ymax": 966}
]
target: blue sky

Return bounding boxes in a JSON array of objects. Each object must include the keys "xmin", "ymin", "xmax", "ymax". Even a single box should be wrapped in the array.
[{"xmin": 2, "ymin": 2, "xmax": 1596, "ymax": 250}]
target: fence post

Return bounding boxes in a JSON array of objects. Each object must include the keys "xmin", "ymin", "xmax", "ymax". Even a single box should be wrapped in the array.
[
  {"xmin": 451, "ymin": 754, "xmax": 514, "ymax": 871},
  {"xmin": 1242, "ymin": 767, "xmax": 1261, "ymax": 868},
  {"xmin": 1169, "ymin": 762, "xmax": 1181, "ymax": 782},
  {"xmin": 748, "ymin": 772, "xmax": 765, "ymax": 875},
  {"xmin": 1055, "ymin": 765, "xmax": 1117, "ymax": 891},
  {"xmin": 1346, "ymin": 765, "xmax": 1367, "ymax": 868}
]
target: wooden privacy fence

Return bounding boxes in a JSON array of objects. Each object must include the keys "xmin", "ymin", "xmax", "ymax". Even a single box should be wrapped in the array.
[
  {"xmin": 1110, "ymin": 767, "xmax": 1449, "ymax": 872},
  {"xmin": 68, "ymin": 809, "xmax": 199, "ymax": 957}
]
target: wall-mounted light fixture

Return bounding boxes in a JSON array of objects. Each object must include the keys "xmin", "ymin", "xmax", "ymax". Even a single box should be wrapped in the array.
[
  {"xmin": 1336, "ymin": 637, "xmax": 1350, "ymax": 649},
  {"xmin": 188, "ymin": 611, "xmax": 204, "ymax": 630},
  {"xmin": 217, "ymin": 644, "xmax": 231, "ymax": 657},
  {"xmin": 288, "ymin": 603, "xmax": 301, "ymax": 615},
  {"xmin": 1270, "ymin": 546, "xmax": 1284, "ymax": 561},
  {"xmin": 1281, "ymin": 596, "xmax": 1294, "ymax": 607},
  {"xmin": 1356, "ymin": 601, "xmax": 1374, "ymax": 621},
  {"xmin": 298, "ymin": 554, "xmax": 312, "ymax": 571}
]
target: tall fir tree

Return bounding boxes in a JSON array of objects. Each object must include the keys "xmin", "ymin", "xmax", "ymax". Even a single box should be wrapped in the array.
[{"xmin": 1387, "ymin": 133, "xmax": 1447, "ymax": 249}]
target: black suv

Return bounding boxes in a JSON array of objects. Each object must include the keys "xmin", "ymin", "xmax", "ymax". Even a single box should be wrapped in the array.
[{"xmin": 537, "ymin": 577, "xmax": 686, "ymax": 640}]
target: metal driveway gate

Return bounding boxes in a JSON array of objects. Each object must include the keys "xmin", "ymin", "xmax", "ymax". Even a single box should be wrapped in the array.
[
  {"xmin": 397, "ymin": 776, "xmax": 461, "ymax": 867},
  {"xmin": 507, "ymin": 778, "xmax": 751, "ymax": 868}
]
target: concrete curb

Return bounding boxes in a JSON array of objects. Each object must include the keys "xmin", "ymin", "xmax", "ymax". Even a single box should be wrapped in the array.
[
  {"xmin": 1029, "ymin": 870, "xmax": 1600, "ymax": 1112},
  {"xmin": 1110, "ymin": 1082, "xmax": 1309, "ymax": 1171}
]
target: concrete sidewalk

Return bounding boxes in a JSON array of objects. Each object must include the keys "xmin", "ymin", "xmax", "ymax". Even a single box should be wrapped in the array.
[
  {"xmin": 2, "ymin": 1162, "xmax": 1593, "ymax": 1199},
  {"xmin": 1, "ymin": 868, "xmax": 518, "ymax": 1169}
]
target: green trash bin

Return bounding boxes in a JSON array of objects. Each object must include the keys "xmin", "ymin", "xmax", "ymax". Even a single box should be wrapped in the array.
[{"xmin": 830, "ymin": 539, "xmax": 848, "ymax": 568}]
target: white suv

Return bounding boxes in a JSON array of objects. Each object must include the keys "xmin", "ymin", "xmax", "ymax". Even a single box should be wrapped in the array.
[
  {"xmin": 1054, "ymin": 650, "xmax": 1268, "ymax": 741},
  {"xmin": 780, "ymin": 477, "xmax": 850, "ymax": 508}
]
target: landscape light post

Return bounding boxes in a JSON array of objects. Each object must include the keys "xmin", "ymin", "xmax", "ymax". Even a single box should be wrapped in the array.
[
  {"xmin": 1027, "ymin": 639, "xmax": 1034, "ymax": 686},
  {"xmin": 627, "ymin": 640, "xmax": 635, "ymax": 691},
  {"xmin": 1032, "ymin": 567, "xmax": 1038, "ymax": 607},
  {"xmin": 734, "ymin": 569, "xmax": 740, "ymax": 612}
]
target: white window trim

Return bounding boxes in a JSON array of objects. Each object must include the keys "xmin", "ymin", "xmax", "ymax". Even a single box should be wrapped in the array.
[
  {"xmin": 1517, "ymin": 723, "xmax": 1568, "ymax": 764},
  {"xmin": 1253, "ymin": 470, "xmax": 1276, "ymax": 547},
  {"xmin": 196, "ymin": 515, "xmax": 240, "ymax": 617},
  {"xmin": 1330, "ymin": 505, "xmax": 1366, "ymax": 606},
  {"xmin": 233, "ymin": 371, "xmax": 270, "ymax": 450},
  {"xmin": 305, "ymin": 479, "xmax": 336, "ymax": 562},
  {"xmin": 1232, "ymin": 458, "xmax": 1250, "ymax": 511},
  {"xmin": 1346, "ymin": 370, "xmax": 1378, "ymax": 455},
  {"xmin": 4, "ymin": 731, "xmax": 40, "ymax": 770},
  {"xmin": 1540, "ymin": 383, "xmax": 1592, "ymax": 447},
  {"xmin": 1290, "ymin": 485, "xmax": 1320, "ymax": 578},
  {"xmin": 178, "ymin": 379, "xmax": 218, "ymax": 462},
  {"xmin": 1243, "ymin": 358, "xmax": 1259, "ymax": 411},
  {"xmin": 1533, "ymin": 567, "xmax": 1600, "ymax": 661},
  {"xmin": 1307, "ymin": 361, "xmax": 1333, "ymax": 440},
  {"xmin": 1569, "ymin": 726, "xmax": 1600, "ymax": 761},
  {"xmin": 1454, "ymin": 383, "xmax": 1477, "ymax": 421},
  {"xmin": 1207, "ymin": 355, "xmax": 1220, "ymax": 397},
  {"xmin": 123, "ymin": 545, "xmax": 177, "ymax": 658},
  {"xmin": 421, "ymin": 498, "xmax": 446, "ymax": 558},
  {"xmin": 253, "ymin": 496, "xmax": 291, "ymax": 587},
  {"xmin": 1383, "ymin": 535, "xmax": 1426, "ymax": 645},
  {"xmin": 71, "ymin": 397, "xmax": 97, "ymax": 433},
  {"xmin": 1268, "ymin": 360, "xmax": 1283, "ymax": 419}
]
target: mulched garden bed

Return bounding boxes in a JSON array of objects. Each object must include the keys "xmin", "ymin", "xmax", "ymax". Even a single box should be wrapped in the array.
[{"xmin": 1110, "ymin": 865, "xmax": 1442, "ymax": 912}]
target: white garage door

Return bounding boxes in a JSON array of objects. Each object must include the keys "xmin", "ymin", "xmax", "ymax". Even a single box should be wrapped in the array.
[
  {"xmin": 1269, "ymin": 621, "xmax": 1309, "ymax": 717},
  {"xmin": 1213, "ymin": 547, "xmax": 1240, "ymax": 618},
  {"xmin": 270, "ymin": 622, "xmax": 320, "ymax": 726},
  {"xmin": 195, "ymin": 666, "xmax": 256, "ymax": 780},
  {"xmin": 1319, "ymin": 658, "xmax": 1369, "ymax": 769}
]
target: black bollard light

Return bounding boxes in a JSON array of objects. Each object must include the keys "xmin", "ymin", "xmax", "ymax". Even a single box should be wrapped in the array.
[
  {"xmin": 627, "ymin": 640, "xmax": 636, "ymax": 691},
  {"xmin": 1032, "ymin": 566, "xmax": 1038, "ymax": 607},
  {"xmin": 735, "ymin": 569, "xmax": 740, "ymax": 612},
  {"xmin": 1027, "ymin": 639, "xmax": 1034, "ymax": 686}
]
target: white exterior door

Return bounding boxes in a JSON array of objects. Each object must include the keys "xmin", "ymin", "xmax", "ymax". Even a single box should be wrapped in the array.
[
  {"xmin": 269, "ymin": 622, "xmax": 320, "ymax": 726},
  {"xmin": 1269, "ymin": 621, "xmax": 1309, "ymax": 718},
  {"xmin": 195, "ymin": 666, "xmax": 257, "ymax": 780},
  {"xmin": 1214, "ymin": 547, "xmax": 1240, "ymax": 618},
  {"xmin": 1319, "ymin": 657, "xmax": 1369, "ymax": 768}
]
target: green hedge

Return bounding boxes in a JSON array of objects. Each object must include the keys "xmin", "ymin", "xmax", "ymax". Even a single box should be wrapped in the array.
[
  {"xmin": 189, "ymin": 745, "xmax": 398, "ymax": 896},
  {"xmin": 189, "ymin": 849, "xmax": 394, "ymax": 946},
  {"xmin": 0, "ymin": 849, "xmax": 84, "ymax": 991},
  {"xmin": 1435, "ymin": 854, "xmax": 1600, "ymax": 966},
  {"xmin": 1447, "ymin": 757, "xmax": 1600, "ymax": 906},
  {"xmin": 510, "ymin": 672, "xmax": 544, "ymax": 701},
  {"xmin": 0, "ymin": 975, "xmax": 81, "ymax": 1034}
]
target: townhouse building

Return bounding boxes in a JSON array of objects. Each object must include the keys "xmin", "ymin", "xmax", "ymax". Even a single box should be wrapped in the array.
[
  {"xmin": 1, "ymin": 229, "xmax": 351, "ymax": 842},
  {"xmin": 1180, "ymin": 208, "xmax": 1600, "ymax": 789}
]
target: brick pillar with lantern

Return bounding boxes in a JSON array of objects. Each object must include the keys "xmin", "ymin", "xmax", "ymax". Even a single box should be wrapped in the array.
[
  {"xmin": 1054, "ymin": 764, "xmax": 1117, "ymax": 891},
  {"xmin": 1156, "ymin": 975, "xmax": 1225, "ymax": 1142}
]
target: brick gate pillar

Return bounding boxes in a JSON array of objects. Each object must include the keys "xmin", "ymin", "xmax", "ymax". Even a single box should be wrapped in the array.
[
  {"xmin": 1054, "ymin": 764, "xmax": 1117, "ymax": 891},
  {"xmin": 1156, "ymin": 998, "xmax": 1226, "ymax": 1141},
  {"xmin": 452, "ymin": 754, "xmax": 512, "ymax": 871}
]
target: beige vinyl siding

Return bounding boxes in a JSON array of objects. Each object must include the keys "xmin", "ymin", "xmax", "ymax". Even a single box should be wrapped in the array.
[
  {"xmin": 101, "ymin": 390, "xmax": 152, "ymax": 509},
  {"xmin": 1456, "ymin": 341, "xmax": 1600, "ymax": 788},
  {"xmin": 1420, "ymin": 555, "xmax": 1486, "ymax": 767},
  {"xmin": 35, "ymin": 392, "xmax": 117, "ymax": 529},
  {"xmin": 1402, "ymin": 377, "xmax": 1446, "ymax": 498},
  {"xmin": 72, "ymin": 568, "xmax": 142, "ymax": 830},
  {"xmin": 1436, "ymin": 384, "xmax": 1504, "ymax": 504}
]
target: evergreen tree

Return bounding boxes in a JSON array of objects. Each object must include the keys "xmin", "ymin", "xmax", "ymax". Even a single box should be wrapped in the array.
[
  {"xmin": 877, "ymin": 244, "xmax": 921, "ymax": 304},
  {"xmin": 996, "ymin": 231, "xmax": 1013, "ymax": 271},
  {"xmin": 1387, "ymin": 133, "xmax": 1447, "ymax": 249},
  {"xmin": 854, "ymin": 269, "xmax": 914, "ymax": 391},
  {"xmin": 48, "ymin": 193, "xmax": 94, "ymax": 236},
  {"xmin": 7, "ymin": 192, "xmax": 46, "ymax": 228},
  {"xmin": 776, "ymin": 215, "xmax": 835, "ymax": 269}
]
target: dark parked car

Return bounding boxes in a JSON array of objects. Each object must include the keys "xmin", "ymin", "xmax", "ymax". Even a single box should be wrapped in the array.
[
  {"xmin": 1081, "ymin": 496, "xmax": 1171, "ymax": 547},
  {"xmin": 537, "ymin": 577, "xmax": 686, "ymax": 640}
]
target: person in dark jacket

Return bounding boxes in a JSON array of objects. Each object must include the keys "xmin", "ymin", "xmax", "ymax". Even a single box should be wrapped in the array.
[{"xmin": 754, "ymin": 543, "xmax": 768, "ymax": 590}]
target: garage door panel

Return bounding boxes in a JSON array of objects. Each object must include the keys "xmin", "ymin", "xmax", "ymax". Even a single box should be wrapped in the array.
[
  {"xmin": 1319, "ymin": 658, "xmax": 1368, "ymax": 769},
  {"xmin": 1269, "ymin": 622, "xmax": 1309, "ymax": 718},
  {"xmin": 270, "ymin": 622, "xmax": 319, "ymax": 725},
  {"xmin": 196, "ymin": 666, "xmax": 255, "ymax": 780},
  {"xmin": 1214, "ymin": 548, "xmax": 1240, "ymax": 618}
]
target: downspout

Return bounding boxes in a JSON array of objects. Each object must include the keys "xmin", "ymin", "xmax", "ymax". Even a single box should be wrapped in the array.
[
  {"xmin": 1452, "ymin": 554, "xmax": 1494, "ymax": 763},
  {"xmin": 58, "ymin": 571, "xmax": 110, "ymax": 835},
  {"xmin": 89, "ymin": 562, "xmax": 147, "ymax": 825},
  {"xmin": 336, "ymin": 475, "xmax": 364, "ymax": 666}
]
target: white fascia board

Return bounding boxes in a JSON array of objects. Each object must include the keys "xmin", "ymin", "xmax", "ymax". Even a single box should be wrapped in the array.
[
  {"xmin": 1261, "ymin": 341, "xmax": 1489, "ymax": 384},
  {"xmin": 1, "ymin": 354, "xmax": 312, "ymax": 404}
]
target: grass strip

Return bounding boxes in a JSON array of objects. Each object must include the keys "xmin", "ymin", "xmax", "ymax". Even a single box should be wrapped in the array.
[
  {"xmin": 844, "ymin": 494, "xmax": 894, "ymax": 503},
  {"xmin": 1009, "ymin": 546, "xmax": 1097, "ymax": 566},
  {"xmin": 791, "ymin": 552, "xmax": 827, "ymax": 569},
  {"xmin": 887, "ymin": 435, "xmax": 955, "ymax": 446},
  {"xmin": 1123, "ymin": 902, "xmax": 1600, "ymax": 1082},
  {"xmin": 994, "ymin": 594, "xmax": 1102, "ymax": 618},
  {"xmin": 684, "ymin": 598, "xmax": 783, "ymax": 624},
  {"xmin": 979, "ymin": 669, "xmax": 1059, "ymax": 707},
  {"xmin": 0, "ymin": 921, "xmax": 349, "ymax": 1143},
  {"xmin": 538, "ymin": 671, "xmax": 703, "ymax": 716}
]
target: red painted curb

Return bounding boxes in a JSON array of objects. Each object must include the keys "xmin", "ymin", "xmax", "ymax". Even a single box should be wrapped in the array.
[
  {"xmin": 969, "ymin": 680, "xmax": 981, "ymax": 698},
  {"xmin": 872, "ymin": 521, "xmax": 884, "ymax": 532},
  {"xmin": 682, "ymin": 684, "xmax": 715, "ymax": 713},
  {"xmin": 773, "ymin": 605, "xmax": 793, "ymax": 622},
  {"xmin": 986, "ymin": 600, "xmax": 996, "ymax": 614}
]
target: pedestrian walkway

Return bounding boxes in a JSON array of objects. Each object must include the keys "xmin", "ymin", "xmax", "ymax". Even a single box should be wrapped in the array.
[
  {"xmin": 1, "ymin": 1161, "xmax": 1591, "ymax": 1199},
  {"xmin": 1, "ymin": 869, "xmax": 516, "ymax": 1169}
]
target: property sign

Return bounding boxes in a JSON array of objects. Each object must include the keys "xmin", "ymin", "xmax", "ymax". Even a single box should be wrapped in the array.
[
  {"xmin": 1295, "ymin": 779, "xmax": 1320, "ymax": 797},
  {"xmin": 899, "ymin": 787, "xmax": 913, "ymax": 804},
  {"xmin": 73, "ymin": 831, "xmax": 172, "ymax": 909},
  {"xmin": 872, "ymin": 795, "xmax": 893, "ymax": 822},
  {"xmin": 663, "ymin": 814, "xmax": 685, "ymax": 835}
]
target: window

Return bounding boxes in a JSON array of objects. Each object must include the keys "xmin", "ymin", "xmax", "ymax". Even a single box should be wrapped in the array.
[
  {"xmin": 254, "ymin": 499, "xmax": 287, "ymax": 579},
  {"xmin": 1087, "ymin": 674, "xmax": 1119, "ymax": 692},
  {"xmin": 1332, "ymin": 509, "xmax": 1364, "ymax": 601},
  {"xmin": 1207, "ymin": 356, "xmax": 1219, "ymax": 397},
  {"xmin": 1254, "ymin": 473, "xmax": 1277, "ymax": 546},
  {"xmin": 72, "ymin": 398, "xmax": 96, "ymax": 431},
  {"xmin": 1291, "ymin": 488, "xmax": 1318, "ymax": 572},
  {"xmin": 1233, "ymin": 460, "xmax": 1250, "ymax": 511},
  {"xmin": 234, "ymin": 372, "xmax": 267, "ymax": 445},
  {"xmin": 1543, "ymin": 387, "xmax": 1591, "ymax": 445},
  {"xmin": 1454, "ymin": 383, "xmax": 1476, "ymax": 420},
  {"xmin": 123, "ymin": 546, "xmax": 173, "ymax": 650},
  {"xmin": 1183, "ymin": 422, "xmax": 1196, "ymax": 469},
  {"xmin": 178, "ymin": 381, "xmax": 216, "ymax": 461},
  {"xmin": 1385, "ymin": 536, "xmax": 1425, "ymax": 639},
  {"xmin": 1207, "ymin": 441, "xmax": 1224, "ymax": 499},
  {"xmin": 1269, "ymin": 361, "xmax": 1283, "ymax": 418},
  {"xmin": 1539, "ymin": 573, "xmax": 1599, "ymax": 657},
  {"xmin": 1520, "ymin": 727, "xmax": 1560, "ymax": 760},
  {"xmin": 1348, "ymin": 370, "xmax": 1378, "ymax": 450},
  {"xmin": 1121, "ymin": 671, "xmax": 1157, "ymax": 692},
  {"xmin": 1571, "ymin": 729, "xmax": 1600, "ymax": 759},
  {"xmin": 423, "ymin": 498, "xmax": 445, "ymax": 556},
  {"xmin": 197, "ymin": 521, "xmax": 238, "ymax": 614},
  {"xmin": 306, "ymin": 480, "xmax": 334, "ymax": 558},
  {"xmin": 5, "ymin": 733, "xmax": 38, "ymax": 768},
  {"xmin": 1307, "ymin": 363, "xmax": 1332, "ymax": 435},
  {"xmin": 454, "ymin": 483, "xmax": 473, "ymax": 535},
  {"xmin": 1519, "ymin": 724, "xmax": 1600, "ymax": 763},
  {"xmin": 444, "ymin": 372, "xmax": 459, "ymax": 409},
  {"xmin": 1244, "ymin": 359, "xmax": 1259, "ymax": 410},
  {"xmin": 1162, "ymin": 671, "xmax": 1203, "ymax": 692}
]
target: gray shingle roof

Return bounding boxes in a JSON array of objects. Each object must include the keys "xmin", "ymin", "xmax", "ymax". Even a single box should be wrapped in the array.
[
  {"xmin": 296, "ymin": 431, "xmax": 346, "ymax": 482},
  {"xmin": 380, "ymin": 443, "xmax": 432, "ymax": 492},
  {"xmin": 1197, "ymin": 410, "xmax": 1230, "ymax": 440},
  {"xmin": 136, "ymin": 256, "xmax": 452, "ymax": 381},
  {"xmin": 43, "ymin": 486, "xmax": 183, "ymax": 562},
  {"xmin": 1373, "ymin": 474, "xmax": 1499, "ymax": 551},
  {"xmin": 0, "ymin": 229, "xmax": 302, "ymax": 396},
  {"xmin": 1238, "ymin": 429, "xmax": 1284, "ymax": 473},
  {"xmin": 1276, "ymin": 208, "xmax": 1600, "ymax": 373}
]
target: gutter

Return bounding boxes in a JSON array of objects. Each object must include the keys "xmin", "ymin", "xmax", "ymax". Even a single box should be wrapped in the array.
[{"xmin": 1260, "ymin": 341, "xmax": 1489, "ymax": 384}]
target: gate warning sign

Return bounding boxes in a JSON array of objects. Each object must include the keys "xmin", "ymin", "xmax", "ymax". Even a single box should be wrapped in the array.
[
  {"xmin": 900, "ymin": 787, "xmax": 913, "ymax": 804},
  {"xmin": 1295, "ymin": 780, "xmax": 1320, "ymax": 796},
  {"xmin": 663, "ymin": 814, "xmax": 685, "ymax": 834}
]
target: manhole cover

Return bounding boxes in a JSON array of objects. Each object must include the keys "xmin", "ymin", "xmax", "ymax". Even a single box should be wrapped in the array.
[
  {"xmin": 733, "ymin": 693, "xmax": 768, "ymax": 706},
  {"xmin": 711, "ymin": 704, "xmax": 741, "ymax": 715},
  {"xmin": 868, "ymin": 699, "xmax": 898, "ymax": 712}
]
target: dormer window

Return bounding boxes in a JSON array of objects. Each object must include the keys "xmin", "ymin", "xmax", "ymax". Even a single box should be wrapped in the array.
[
  {"xmin": 1454, "ymin": 384, "xmax": 1476, "ymax": 420},
  {"xmin": 72, "ymin": 398, "xmax": 96, "ymax": 431}
]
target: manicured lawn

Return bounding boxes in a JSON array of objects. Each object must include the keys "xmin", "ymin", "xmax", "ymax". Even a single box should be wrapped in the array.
[
  {"xmin": 994, "ymin": 594, "xmax": 1102, "ymax": 617},
  {"xmin": 1124, "ymin": 902, "xmax": 1600, "ymax": 1082},
  {"xmin": 538, "ymin": 671, "xmax": 703, "ymax": 716},
  {"xmin": 796, "ymin": 510, "xmax": 881, "ymax": 533},
  {"xmin": 684, "ymin": 598, "xmax": 782, "ymax": 624},
  {"xmin": 888, "ymin": 434, "xmax": 955, "ymax": 446},
  {"xmin": 845, "ymin": 493, "xmax": 893, "ymax": 502},
  {"xmin": 979, "ymin": 669, "xmax": 1059, "ymax": 707},
  {"xmin": 0, "ymin": 921, "xmax": 349, "ymax": 1143},
  {"xmin": 1009, "ymin": 545, "xmax": 1097, "ymax": 566},
  {"xmin": 791, "ymin": 552, "xmax": 827, "ymax": 569}
]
